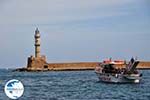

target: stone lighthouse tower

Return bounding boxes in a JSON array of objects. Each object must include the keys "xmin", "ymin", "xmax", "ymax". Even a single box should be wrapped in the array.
[
  {"xmin": 26, "ymin": 28, "xmax": 47, "ymax": 70},
  {"xmin": 34, "ymin": 28, "xmax": 41, "ymax": 58}
]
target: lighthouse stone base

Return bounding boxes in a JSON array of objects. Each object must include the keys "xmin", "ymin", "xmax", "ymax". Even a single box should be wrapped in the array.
[{"xmin": 27, "ymin": 55, "xmax": 48, "ymax": 71}]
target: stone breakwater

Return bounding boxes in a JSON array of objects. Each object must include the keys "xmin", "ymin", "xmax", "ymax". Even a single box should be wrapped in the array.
[
  {"xmin": 15, "ymin": 61, "xmax": 150, "ymax": 71},
  {"xmin": 16, "ymin": 62, "xmax": 99, "ymax": 71},
  {"xmin": 15, "ymin": 29, "xmax": 150, "ymax": 72}
]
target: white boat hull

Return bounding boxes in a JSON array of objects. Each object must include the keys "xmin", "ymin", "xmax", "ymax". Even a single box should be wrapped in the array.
[{"xmin": 96, "ymin": 72, "xmax": 141, "ymax": 83}]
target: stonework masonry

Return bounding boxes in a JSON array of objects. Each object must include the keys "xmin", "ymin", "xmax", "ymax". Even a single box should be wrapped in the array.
[
  {"xmin": 16, "ymin": 28, "xmax": 150, "ymax": 71},
  {"xmin": 25, "ymin": 28, "xmax": 100, "ymax": 71}
]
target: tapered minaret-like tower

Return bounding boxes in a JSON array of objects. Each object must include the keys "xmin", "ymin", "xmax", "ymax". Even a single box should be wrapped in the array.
[
  {"xmin": 27, "ymin": 28, "xmax": 47, "ymax": 69},
  {"xmin": 34, "ymin": 28, "xmax": 41, "ymax": 58}
]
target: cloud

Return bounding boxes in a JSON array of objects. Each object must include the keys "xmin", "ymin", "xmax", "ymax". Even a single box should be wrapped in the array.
[{"xmin": 0, "ymin": 0, "xmax": 134, "ymax": 25}]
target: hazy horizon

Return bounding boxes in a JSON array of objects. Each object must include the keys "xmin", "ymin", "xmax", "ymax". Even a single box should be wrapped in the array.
[{"xmin": 0, "ymin": 0, "xmax": 150, "ymax": 68}]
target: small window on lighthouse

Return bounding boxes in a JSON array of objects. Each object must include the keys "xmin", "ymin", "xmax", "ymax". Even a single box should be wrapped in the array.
[{"xmin": 44, "ymin": 65, "xmax": 48, "ymax": 69}]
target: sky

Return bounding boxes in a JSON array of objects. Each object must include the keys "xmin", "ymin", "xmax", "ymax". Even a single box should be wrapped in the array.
[{"xmin": 0, "ymin": 0, "xmax": 150, "ymax": 68}]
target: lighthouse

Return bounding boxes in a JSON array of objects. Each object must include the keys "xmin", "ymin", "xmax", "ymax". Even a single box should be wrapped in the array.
[
  {"xmin": 26, "ymin": 28, "xmax": 47, "ymax": 69},
  {"xmin": 34, "ymin": 28, "xmax": 41, "ymax": 58}
]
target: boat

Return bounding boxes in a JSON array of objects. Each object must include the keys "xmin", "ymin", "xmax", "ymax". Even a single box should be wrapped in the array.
[{"xmin": 95, "ymin": 58, "xmax": 142, "ymax": 83}]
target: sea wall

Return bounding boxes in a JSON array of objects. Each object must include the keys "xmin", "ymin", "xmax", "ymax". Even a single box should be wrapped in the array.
[
  {"xmin": 15, "ymin": 56, "xmax": 150, "ymax": 71},
  {"xmin": 47, "ymin": 62, "xmax": 100, "ymax": 71},
  {"xmin": 24, "ymin": 61, "xmax": 150, "ymax": 71},
  {"xmin": 137, "ymin": 61, "xmax": 150, "ymax": 69},
  {"xmin": 27, "ymin": 62, "xmax": 100, "ymax": 71}
]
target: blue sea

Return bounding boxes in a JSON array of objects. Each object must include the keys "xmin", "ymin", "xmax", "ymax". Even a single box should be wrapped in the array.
[{"xmin": 0, "ymin": 69, "xmax": 150, "ymax": 100}]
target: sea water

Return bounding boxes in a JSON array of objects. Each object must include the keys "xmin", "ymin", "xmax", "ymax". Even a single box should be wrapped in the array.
[{"xmin": 0, "ymin": 69, "xmax": 150, "ymax": 100}]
